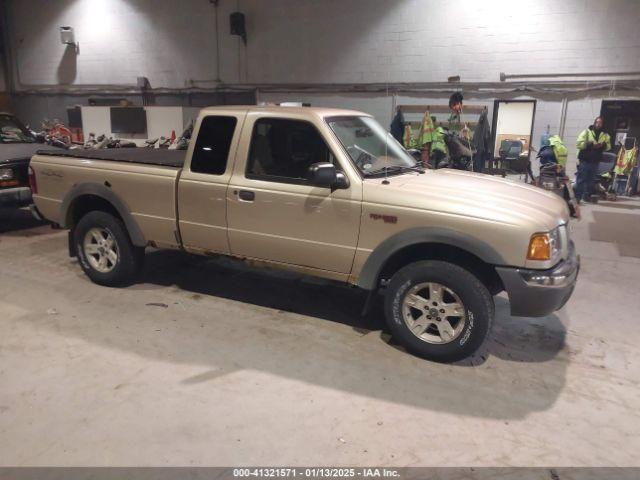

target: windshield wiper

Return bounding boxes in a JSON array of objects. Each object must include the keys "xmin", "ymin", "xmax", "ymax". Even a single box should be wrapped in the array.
[
  {"xmin": 398, "ymin": 164, "xmax": 425, "ymax": 174},
  {"xmin": 364, "ymin": 164, "xmax": 424, "ymax": 176}
]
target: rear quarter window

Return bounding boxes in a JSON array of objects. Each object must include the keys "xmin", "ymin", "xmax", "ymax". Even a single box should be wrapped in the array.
[{"xmin": 190, "ymin": 116, "xmax": 237, "ymax": 175}]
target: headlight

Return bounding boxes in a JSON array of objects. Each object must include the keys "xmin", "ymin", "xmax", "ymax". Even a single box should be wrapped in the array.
[
  {"xmin": 0, "ymin": 168, "xmax": 14, "ymax": 180},
  {"xmin": 527, "ymin": 227, "xmax": 561, "ymax": 261}
]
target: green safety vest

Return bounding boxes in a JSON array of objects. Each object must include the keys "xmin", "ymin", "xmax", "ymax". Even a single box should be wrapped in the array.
[
  {"xmin": 548, "ymin": 135, "xmax": 568, "ymax": 167},
  {"xmin": 417, "ymin": 112, "xmax": 435, "ymax": 148},
  {"xmin": 430, "ymin": 126, "xmax": 447, "ymax": 154},
  {"xmin": 614, "ymin": 146, "xmax": 638, "ymax": 175},
  {"xmin": 577, "ymin": 128, "xmax": 611, "ymax": 152},
  {"xmin": 403, "ymin": 124, "xmax": 417, "ymax": 149}
]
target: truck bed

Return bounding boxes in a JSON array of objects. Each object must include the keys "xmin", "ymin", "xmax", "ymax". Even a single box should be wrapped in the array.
[
  {"xmin": 32, "ymin": 148, "xmax": 181, "ymax": 248},
  {"xmin": 36, "ymin": 148, "xmax": 185, "ymax": 168}
]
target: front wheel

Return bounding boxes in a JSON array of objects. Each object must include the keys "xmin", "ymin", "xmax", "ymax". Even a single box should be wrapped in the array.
[
  {"xmin": 384, "ymin": 260, "xmax": 494, "ymax": 363},
  {"xmin": 74, "ymin": 211, "xmax": 144, "ymax": 287}
]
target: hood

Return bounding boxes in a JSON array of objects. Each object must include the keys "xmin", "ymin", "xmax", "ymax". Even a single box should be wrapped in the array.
[
  {"xmin": 363, "ymin": 169, "xmax": 569, "ymax": 231},
  {"xmin": 0, "ymin": 143, "xmax": 62, "ymax": 164}
]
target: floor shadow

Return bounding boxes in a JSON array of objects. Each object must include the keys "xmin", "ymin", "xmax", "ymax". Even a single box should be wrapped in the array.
[
  {"xmin": 139, "ymin": 251, "xmax": 568, "ymax": 363},
  {"xmin": 138, "ymin": 250, "xmax": 376, "ymax": 331},
  {"xmin": 134, "ymin": 250, "xmax": 567, "ymax": 418},
  {"xmin": 11, "ymin": 239, "xmax": 570, "ymax": 420},
  {"xmin": 0, "ymin": 207, "xmax": 49, "ymax": 235}
]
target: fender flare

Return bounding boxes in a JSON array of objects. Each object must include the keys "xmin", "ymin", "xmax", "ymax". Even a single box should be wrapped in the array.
[
  {"xmin": 356, "ymin": 227, "xmax": 506, "ymax": 290},
  {"xmin": 60, "ymin": 182, "xmax": 147, "ymax": 247}
]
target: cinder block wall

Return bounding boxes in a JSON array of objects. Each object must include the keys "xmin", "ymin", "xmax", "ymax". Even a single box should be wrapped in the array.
[
  {"xmin": 8, "ymin": 0, "xmax": 640, "ymax": 87},
  {"xmin": 5, "ymin": 0, "xmax": 640, "ymax": 170}
]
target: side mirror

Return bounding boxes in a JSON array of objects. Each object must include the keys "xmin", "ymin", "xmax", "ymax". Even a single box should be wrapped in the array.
[
  {"xmin": 333, "ymin": 171, "xmax": 349, "ymax": 190},
  {"xmin": 307, "ymin": 162, "xmax": 338, "ymax": 188}
]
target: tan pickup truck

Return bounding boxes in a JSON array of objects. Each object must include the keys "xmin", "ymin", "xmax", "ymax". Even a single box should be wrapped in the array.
[{"xmin": 29, "ymin": 106, "xmax": 579, "ymax": 362}]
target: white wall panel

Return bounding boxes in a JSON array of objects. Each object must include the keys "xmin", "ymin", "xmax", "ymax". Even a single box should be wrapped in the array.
[{"xmin": 6, "ymin": 0, "xmax": 640, "ymax": 88}]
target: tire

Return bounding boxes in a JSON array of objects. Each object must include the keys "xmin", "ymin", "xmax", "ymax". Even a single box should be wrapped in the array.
[
  {"xmin": 384, "ymin": 260, "xmax": 494, "ymax": 363},
  {"xmin": 74, "ymin": 211, "xmax": 144, "ymax": 287}
]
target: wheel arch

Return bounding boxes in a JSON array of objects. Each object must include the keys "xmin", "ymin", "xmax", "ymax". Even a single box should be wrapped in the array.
[
  {"xmin": 356, "ymin": 228, "xmax": 505, "ymax": 295},
  {"xmin": 60, "ymin": 183, "xmax": 146, "ymax": 247}
]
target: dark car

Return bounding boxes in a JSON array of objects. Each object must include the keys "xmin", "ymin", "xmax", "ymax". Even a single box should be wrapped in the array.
[{"xmin": 0, "ymin": 112, "xmax": 59, "ymax": 208}]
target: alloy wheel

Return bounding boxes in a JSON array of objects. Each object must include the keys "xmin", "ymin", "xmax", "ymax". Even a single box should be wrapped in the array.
[
  {"xmin": 401, "ymin": 282, "xmax": 467, "ymax": 344},
  {"xmin": 83, "ymin": 227, "xmax": 119, "ymax": 273}
]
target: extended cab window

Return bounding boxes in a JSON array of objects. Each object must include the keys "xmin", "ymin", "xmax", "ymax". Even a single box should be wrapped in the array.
[
  {"xmin": 246, "ymin": 118, "xmax": 335, "ymax": 182},
  {"xmin": 190, "ymin": 116, "xmax": 237, "ymax": 175}
]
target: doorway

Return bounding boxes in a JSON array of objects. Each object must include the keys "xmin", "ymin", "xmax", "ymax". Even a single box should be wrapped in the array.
[
  {"xmin": 601, "ymin": 100, "xmax": 640, "ymax": 152},
  {"xmin": 491, "ymin": 100, "xmax": 536, "ymax": 174}
]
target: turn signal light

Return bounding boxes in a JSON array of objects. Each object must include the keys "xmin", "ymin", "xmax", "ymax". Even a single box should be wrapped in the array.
[{"xmin": 527, "ymin": 233, "xmax": 551, "ymax": 261}]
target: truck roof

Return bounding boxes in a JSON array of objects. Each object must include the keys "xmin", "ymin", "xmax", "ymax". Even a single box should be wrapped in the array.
[{"xmin": 199, "ymin": 105, "xmax": 370, "ymax": 118}]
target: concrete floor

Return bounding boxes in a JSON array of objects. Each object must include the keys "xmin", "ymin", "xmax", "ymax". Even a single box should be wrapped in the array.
[{"xmin": 1, "ymin": 199, "xmax": 639, "ymax": 467}]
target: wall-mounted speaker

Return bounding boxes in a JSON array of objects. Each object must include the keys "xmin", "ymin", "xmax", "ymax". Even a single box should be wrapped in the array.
[{"xmin": 230, "ymin": 12, "xmax": 247, "ymax": 44}]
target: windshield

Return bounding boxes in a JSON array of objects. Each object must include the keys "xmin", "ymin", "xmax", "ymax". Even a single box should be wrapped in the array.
[
  {"xmin": 326, "ymin": 116, "xmax": 417, "ymax": 176},
  {"xmin": 0, "ymin": 114, "xmax": 35, "ymax": 144}
]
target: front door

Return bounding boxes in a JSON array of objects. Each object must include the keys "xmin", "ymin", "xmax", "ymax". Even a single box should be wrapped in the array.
[{"xmin": 226, "ymin": 113, "xmax": 361, "ymax": 274}]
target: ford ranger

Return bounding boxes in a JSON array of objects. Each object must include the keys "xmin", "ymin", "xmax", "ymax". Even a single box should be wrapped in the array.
[{"xmin": 29, "ymin": 106, "xmax": 579, "ymax": 362}]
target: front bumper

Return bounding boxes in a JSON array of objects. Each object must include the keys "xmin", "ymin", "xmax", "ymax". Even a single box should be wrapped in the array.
[
  {"xmin": 0, "ymin": 186, "xmax": 32, "ymax": 208},
  {"xmin": 496, "ymin": 242, "xmax": 580, "ymax": 317}
]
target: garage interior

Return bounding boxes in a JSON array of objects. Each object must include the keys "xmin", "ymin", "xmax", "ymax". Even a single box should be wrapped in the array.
[{"xmin": 1, "ymin": 0, "xmax": 640, "ymax": 475}]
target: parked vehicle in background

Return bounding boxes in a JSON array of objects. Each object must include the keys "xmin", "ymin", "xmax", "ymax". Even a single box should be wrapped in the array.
[
  {"xmin": 29, "ymin": 106, "xmax": 579, "ymax": 363},
  {"xmin": 0, "ymin": 112, "xmax": 61, "ymax": 208}
]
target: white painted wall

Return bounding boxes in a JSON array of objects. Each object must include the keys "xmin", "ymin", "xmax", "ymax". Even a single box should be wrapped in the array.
[{"xmin": 7, "ymin": 0, "xmax": 640, "ymax": 88}]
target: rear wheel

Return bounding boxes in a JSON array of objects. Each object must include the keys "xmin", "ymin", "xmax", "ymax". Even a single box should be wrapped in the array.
[
  {"xmin": 74, "ymin": 211, "xmax": 144, "ymax": 286},
  {"xmin": 384, "ymin": 260, "xmax": 494, "ymax": 363}
]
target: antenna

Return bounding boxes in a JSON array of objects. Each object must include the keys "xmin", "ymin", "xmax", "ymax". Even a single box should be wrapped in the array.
[{"xmin": 384, "ymin": 76, "xmax": 390, "ymax": 180}]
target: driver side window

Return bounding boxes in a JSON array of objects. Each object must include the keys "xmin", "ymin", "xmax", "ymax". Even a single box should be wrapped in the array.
[{"xmin": 246, "ymin": 118, "xmax": 336, "ymax": 183}]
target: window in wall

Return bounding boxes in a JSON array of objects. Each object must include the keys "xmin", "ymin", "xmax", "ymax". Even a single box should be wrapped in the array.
[
  {"xmin": 246, "ymin": 118, "xmax": 335, "ymax": 182},
  {"xmin": 190, "ymin": 116, "xmax": 238, "ymax": 175}
]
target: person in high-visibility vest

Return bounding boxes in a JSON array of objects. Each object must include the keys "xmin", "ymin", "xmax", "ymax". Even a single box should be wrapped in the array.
[
  {"xmin": 575, "ymin": 116, "xmax": 611, "ymax": 203},
  {"xmin": 548, "ymin": 135, "xmax": 568, "ymax": 168},
  {"xmin": 539, "ymin": 135, "xmax": 568, "ymax": 171}
]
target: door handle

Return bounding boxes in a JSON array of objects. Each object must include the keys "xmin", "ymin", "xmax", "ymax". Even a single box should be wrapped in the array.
[{"xmin": 238, "ymin": 190, "xmax": 255, "ymax": 201}]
